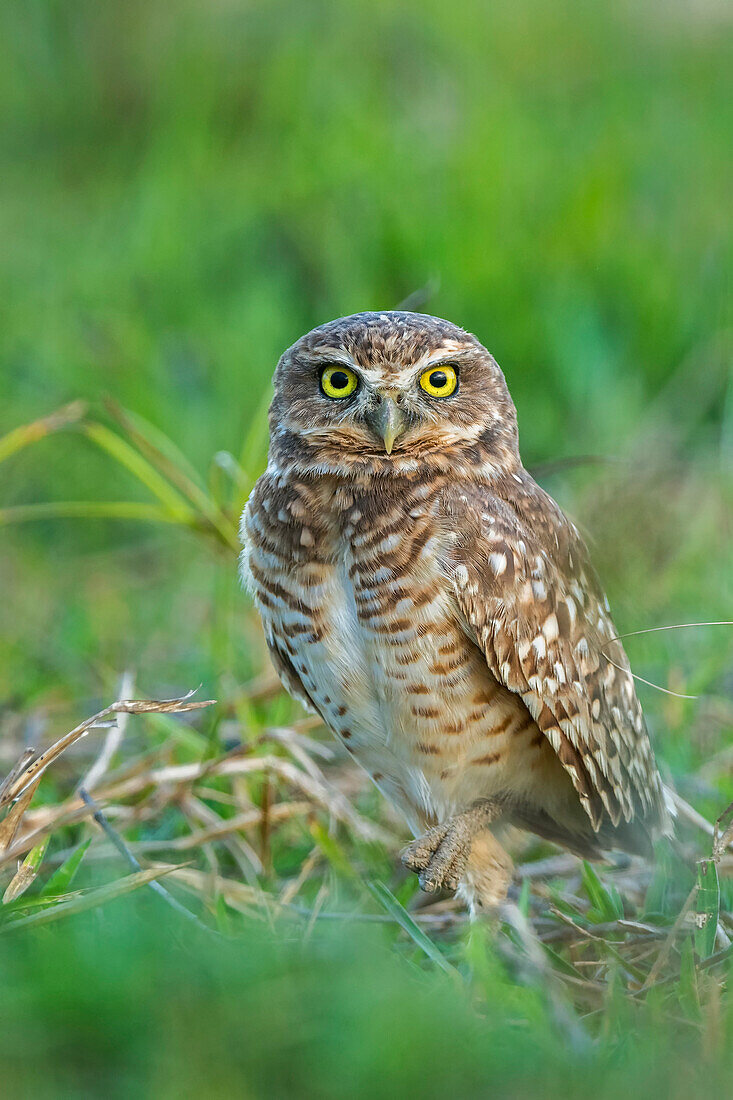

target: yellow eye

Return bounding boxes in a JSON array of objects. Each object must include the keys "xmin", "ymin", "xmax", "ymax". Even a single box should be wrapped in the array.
[
  {"xmin": 320, "ymin": 365, "xmax": 358, "ymax": 399},
  {"xmin": 419, "ymin": 364, "xmax": 458, "ymax": 398}
]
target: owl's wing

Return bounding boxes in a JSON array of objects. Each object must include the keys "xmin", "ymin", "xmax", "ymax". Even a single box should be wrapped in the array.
[
  {"xmin": 263, "ymin": 633, "xmax": 318, "ymax": 716},
  {"xmin": 240, "ymin": 500, "xmax": 318, "ymax": 716},
  {"xmin": 447, "ymin": 480, "xmax": 666, "ymax": 834}
]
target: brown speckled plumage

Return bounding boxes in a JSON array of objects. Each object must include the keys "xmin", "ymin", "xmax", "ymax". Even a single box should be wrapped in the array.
[{"xmin": 241, "ymin": 311, "xmax": 669, "ymax": 907}]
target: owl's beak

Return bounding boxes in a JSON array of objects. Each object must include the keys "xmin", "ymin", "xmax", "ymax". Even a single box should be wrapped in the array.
[{"xmin": 366, "ymin": 397, "xmax": 406, "ymax": 454}]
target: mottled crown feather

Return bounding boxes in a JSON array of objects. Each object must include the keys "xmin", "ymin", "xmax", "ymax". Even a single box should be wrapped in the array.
[{"xmin": 295, "ymin": 311, "xmax": 481, "ymax": 366}]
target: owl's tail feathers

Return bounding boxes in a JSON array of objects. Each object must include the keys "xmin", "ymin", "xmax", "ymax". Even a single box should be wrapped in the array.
[
  {"xmin": 587, "ymin": 780, "xmax": 676, "ymax": 859},
  {"xmin": 457, "ymin": 789, "xmax": 679, "ymax": 916}
]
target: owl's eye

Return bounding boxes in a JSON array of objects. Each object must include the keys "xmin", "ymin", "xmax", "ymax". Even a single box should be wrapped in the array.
[
  {"xmin": 419, "ymin": 364, "xmax": 458, "ymax": 398},
  {"xmin": 320, "ymin": 365, "xmax": 359, "ymax": 399}
]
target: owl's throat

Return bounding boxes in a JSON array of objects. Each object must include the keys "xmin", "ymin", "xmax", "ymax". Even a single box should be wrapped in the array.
[{"xmin": 270, "ymin": 424, "xmax": 520, "ymax": 485}]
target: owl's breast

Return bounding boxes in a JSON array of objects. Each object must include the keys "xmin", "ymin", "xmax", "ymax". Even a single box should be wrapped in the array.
[{"xmin": 243, "ymin": 476, "xmax": 554, "ymax": 832}]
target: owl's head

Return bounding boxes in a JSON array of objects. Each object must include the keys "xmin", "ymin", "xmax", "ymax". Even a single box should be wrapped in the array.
[{"xmin": 268, "ymin": 312, "xmax": 520, "ymax": 478}]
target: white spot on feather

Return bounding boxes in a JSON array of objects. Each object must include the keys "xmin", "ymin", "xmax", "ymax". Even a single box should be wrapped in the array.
[
  {"xmin": 454, "ymin": 564, "xmax": 469, "ymax": 588},
  {"xmin": 519, "ymin": 582, "xmax": 534, "ymax": 604},
  {"xmin": 489, "ymin": 553, "xmax": 507, "ymax": 576},
  {"xmin": 377, "ymin": 532, "xmax": 401, "ymax": 554},
  {"xmin": 542, "ymin": 613, "xmax": 559, "ymax": 642}
]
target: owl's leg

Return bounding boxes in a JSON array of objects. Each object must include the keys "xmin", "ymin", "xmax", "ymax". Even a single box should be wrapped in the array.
[
  {"xmin": 401, "ymin": 799, "xmax": 501, "ymax": 895},
  {"xmin": 459, "ymin": 831, "xmax": 514, "ymax": 913}
]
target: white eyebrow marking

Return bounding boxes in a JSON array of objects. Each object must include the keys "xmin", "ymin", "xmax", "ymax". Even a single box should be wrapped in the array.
[
  {"xmin": 307, "ymin": 347, "xmax": 385, "ymax": 388},
  {"xmin": 308, "ymin": 347, "xmax": 359, "ymax": 367},
  {"xmin": 305, "ymin": 340, "xmax": 476, "ymax": 390},
  {"xmin": 423, "ymin": 343, "xmax": 474, "ymax": 366},
  {"xmin": 381, "ymin": 344, "xmax": 475, "ymax": 388}
]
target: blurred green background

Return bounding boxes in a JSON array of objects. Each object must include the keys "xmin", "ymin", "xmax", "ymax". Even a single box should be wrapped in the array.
[
  {"xmin": 1, "ymin": 0, "xmax": 731, "ymax": 700},
  {"xmin": 1, "ymin": 0, "xmax": 732, "ymax": 1094}
]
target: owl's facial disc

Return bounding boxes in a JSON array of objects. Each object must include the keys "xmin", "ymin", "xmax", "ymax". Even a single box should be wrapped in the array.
[{"xmin": 270, "ymin": 312, "xmax": 521, "ymax": 475}]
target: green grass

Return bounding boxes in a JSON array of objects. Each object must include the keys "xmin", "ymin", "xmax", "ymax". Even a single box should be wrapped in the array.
[
  {"xmin": 5, "ymin": 903, "xmax": 733, "ymax": 1100},
  {"xmin": 1, "ymin": 0, "xmax": 732, "ymax": 1094}
]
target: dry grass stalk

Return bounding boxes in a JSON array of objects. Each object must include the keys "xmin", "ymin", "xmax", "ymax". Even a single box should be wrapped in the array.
[
  {"xmin": 0, "ymin": 777, "xmax": 42, "ymax": 853},
  {"xmin": 0, "ymin": 691, "xmax": 215, "ymax": 811},
  {"xmin": 79, "ymin": 671, "xmax": 136, "ymax": 793},
  {"xmin": 1, "ymin": 670, "xmax": 731, "ymax": 1018},
  {"xmin": 0, "ymin": 692, "xmax": 216, "ymax": 871}
]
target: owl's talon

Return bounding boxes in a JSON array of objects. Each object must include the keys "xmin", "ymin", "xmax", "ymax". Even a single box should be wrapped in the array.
[
  {"xmin": 401, "ymin": 818, "xmax": 472, "ymax": 894},
  {"xmin": 401, "ymin": 822, "xmax": 449, "ymax": 875},
  {"xmin": 401, "ymin": 801, "xmax": 501, "ymax": 895},
  {"xmin": 418, "ymin": 873, "xmax": 439, "ymax": 893}
]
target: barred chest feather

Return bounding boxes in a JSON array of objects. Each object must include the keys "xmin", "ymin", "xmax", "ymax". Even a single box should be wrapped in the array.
[{"xmin": 241, "ymin": 470, "xmax": 569, "ymax": 836}]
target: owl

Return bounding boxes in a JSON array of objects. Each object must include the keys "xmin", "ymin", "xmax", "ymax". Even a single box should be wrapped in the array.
[{"xmin": 240, "ymin": 312, "xmax": 670, "ymax": 909}]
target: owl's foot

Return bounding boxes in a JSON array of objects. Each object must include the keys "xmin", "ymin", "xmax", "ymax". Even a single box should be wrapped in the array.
[{"xmin": 401, "ymin": 800, "xmax": 500, "ymax": 894}]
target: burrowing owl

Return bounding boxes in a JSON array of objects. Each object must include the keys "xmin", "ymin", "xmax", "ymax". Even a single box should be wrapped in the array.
[{"xmin": 241, "ymin": 312, "xmax": 669, "ymax": 908}]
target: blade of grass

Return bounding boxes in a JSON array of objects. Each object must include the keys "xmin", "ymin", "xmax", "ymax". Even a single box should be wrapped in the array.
[
  {"xmin": 41, "ymin": 838, "xmax": 92, "ymax": 897},
  {"xmin": 0, "ymin": 501, "xmax": 186, "ymax": 527},
  {"xmin": 104, "ymin": 403, "xmax": 239, "ymax": 551},
  {"xmin": 210, "ymin": 450, "xmax": 249, "ymax": 507},
  {"xmin": 582, "ymin": 861, "xmax": 624, "ymax": 922},
  {"xmin": 548, "ymin": 907, "xmax": 646, "ymax": 984},
  {"xmin": 79, "ymin": 788, "xmax": 220, "ymax": 935},
  {"xmin": 237, "ymin": 386, "xmax": 271, "ymax": 499},
  {"xmin": 541, "ymin": 942, "xmax": 587, "ymax": 979},
  {"xmin": 0, "ymin": 401, "xmax": 87, "ymax": 465},
  {"xmin": 679, "ymin": 936, "xmax": 701, "ymax": 1021},
  {"xmin": 638, "ymin": 884, "xmax": 698, "ymax": 993},
  {"xmin": 366, "ymin": 880, "xmax": 459, "ymax": 977},
  {"xmin": 3, "ymin": 837, "xmax": 49, "ymax": 903},
  {"xmin": 0, "ymin": 803, "xmax": 98, "ymax": 874},
  {"xmin": 694, "ymin": 858, "xmax": 720, "ymax": 960},
  {"xmin": 0, "ymin": 866, "xmax": 179, "ymax": 933},
  {"xmin": 104, "ymin": 400, "xmax": 207, "ymax": 490},
  {"xmin": 81, "ymin": 421, "xmax": 196, "ymax": 519},
  {"xmin": 309, "ymin": 821, "xmax": 359, "ymax": 882}
]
